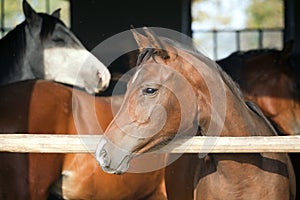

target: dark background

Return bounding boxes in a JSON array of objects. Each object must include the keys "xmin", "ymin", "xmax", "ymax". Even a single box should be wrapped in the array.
[{"xmin": 70, "ymin": 0, "xmax": 300, "ymax": 72}]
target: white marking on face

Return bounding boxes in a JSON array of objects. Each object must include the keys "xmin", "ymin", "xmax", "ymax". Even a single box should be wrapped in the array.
[
  {"xmin": 131, "ymin": 68, "xmax": 142, "ymax": 84},
  {"xmin": 23, "ymin": 20, "xmax": 110, "ymax": 93},
  {"xmin": 43, "ymin": 47, "xmax": 110, "ymax": 93}
]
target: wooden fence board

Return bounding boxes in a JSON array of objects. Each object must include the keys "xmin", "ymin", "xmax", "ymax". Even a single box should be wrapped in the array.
[{"xmin": 1, "ymin": 134, "xmax": 300, "ymax": 153}]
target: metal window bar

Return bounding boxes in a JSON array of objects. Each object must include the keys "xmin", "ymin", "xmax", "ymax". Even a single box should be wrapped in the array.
[
  {"xmin": 258, "ymin": 29, "xmax": 263, "ymax": 48},
  {"xmin": 46, "ymin": 0, "xmax": 50, "ymax": 13},
  {"xmin": 236, "ymin": 30, "xmax": 241, "ymax": 51},
  {"xmin": 212, "ymin": 30, "xmax": 217, "ymax": 61},
  {"xmin": 192, "ymin": 28, "xmax": 284, "ymax": 60},
  {"xmin": 1, "ymin": 0, "xmax": 4, "ymax": 37}
]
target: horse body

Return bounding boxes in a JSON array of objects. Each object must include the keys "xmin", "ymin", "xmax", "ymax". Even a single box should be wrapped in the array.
[
  {"xmin": 0, "ymin": 0, "xmax": 110, "ymax": 94},
  {"xmin": 166, "ymin": 103, "xmax": 295, "ymax": 199},
  {"xmin": 217, "ymin": 42, "xmax": 300, "ymax": 135},
  {"xmin": 53, "ymin": 153, "xmax": 165, "ymax": 200},
  {"xmin": 0, "ymin": 80, "xmax": 166, "ymax": 199},
  {"xmin": 96, "ymin": 28, "xmax": 295, "ymax": 199},
  {"xmin": 217, "ymin": 42, "xmax": 300, "ymax": 199},
  {"xmin": 0, "ymin": 80, "xmax": 78, "ymax": 199}
]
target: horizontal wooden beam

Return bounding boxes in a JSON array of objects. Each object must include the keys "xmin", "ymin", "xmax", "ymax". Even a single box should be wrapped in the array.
[{"xmin": 1, "ymin": 134, "xmax": 300, "ymax": 153}]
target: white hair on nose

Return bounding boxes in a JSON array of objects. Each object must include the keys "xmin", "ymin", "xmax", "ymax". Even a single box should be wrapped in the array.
[{"xmin": 131, "ymin": 68, "xmax": 142, "ymax": 84}]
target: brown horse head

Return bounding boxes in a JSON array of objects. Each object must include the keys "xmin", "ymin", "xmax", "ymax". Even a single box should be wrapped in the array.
[
  {"xmin": 96, "ymin": 28, "xmax": 201, "ymax": 174},
  {"xmin": 95, "ymin": 28, "xmax": 275, "ymax": 175},
  {"xmin": 248, "ymin": 41, "xmax": 300, "ymax": 135}
]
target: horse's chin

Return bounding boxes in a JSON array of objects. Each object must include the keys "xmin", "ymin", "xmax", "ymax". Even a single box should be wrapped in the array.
[
  {"xmin": 84, "ymin": 85, "xmax": 101, "ymax": 95},
  {"xmin": 82, "ymin": 72, "xmax": 111, "ymax": 94},
  {"xmin": 100, "ymin": 158, "xmax": 130, "ymax": 175},
  {"xmin": 70, "ymin": 78, "xmax": 108, "ymax": 94},
  {"xmin": 100, "ymin": 166, "xmax": 126, "ymax": 175}
]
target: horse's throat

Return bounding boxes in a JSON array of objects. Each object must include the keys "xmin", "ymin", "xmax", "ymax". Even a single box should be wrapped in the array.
[{"xmin": 200, "ymin": 93, "xmax": 258, "ymax": 137}]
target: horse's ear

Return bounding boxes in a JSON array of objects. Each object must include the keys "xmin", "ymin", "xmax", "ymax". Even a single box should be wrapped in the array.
[
  {"xmin": 143, "ymin": 27, "xmax": 165, "ymax": 50},
  {"xmin": 143, "ymin": 27, "xmax": 177, "ymax": 60},
  {"xmin": 51, "ymin": 8, "xmax": 61, "ymax": 19},
  {"xmin": 131, "ymin": 27, "xmax": 150, "ymax": 52},
  {"xmin": 23, "ymin": 0, "xmax": 41, "ymax": 26}
]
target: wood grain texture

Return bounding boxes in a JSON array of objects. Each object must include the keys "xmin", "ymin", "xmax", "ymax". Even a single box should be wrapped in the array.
[{"xmin": 1, "ymin": 134, "xmax": 300, "ymax": 153}]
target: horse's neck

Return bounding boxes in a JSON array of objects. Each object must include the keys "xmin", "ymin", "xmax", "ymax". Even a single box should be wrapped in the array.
[
  {"xmin": 221, "ymin": 86, "xmax": 276, "ymax": 137},
  {"xmin": 173, "ymin": 50, "xmax": 275, "ymax": 137},
  {"xmin": 196, "ymin": 76, "xmax": 275, "ymax": 137}
]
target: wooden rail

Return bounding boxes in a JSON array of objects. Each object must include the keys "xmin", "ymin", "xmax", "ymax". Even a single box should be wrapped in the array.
[{"xmin": 1, "ymin": 134, "xmax": 300, "ymax": 153}]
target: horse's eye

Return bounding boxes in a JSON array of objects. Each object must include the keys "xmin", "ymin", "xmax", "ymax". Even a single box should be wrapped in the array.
[
  {"xmin": 142, "ymin": 88, "xmax": 158, "ymax": 96},
  {"xmin": 52, "ymin": 38, "xmax": 65, "ymax": 44}
]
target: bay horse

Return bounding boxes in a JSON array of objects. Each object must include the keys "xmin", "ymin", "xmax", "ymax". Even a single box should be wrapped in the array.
[
  {"xmin": 217, "ymin": 42, "xmax": 300, "ymax": 199},
  {"xmin": 217, "ymin": 41, "xmax": 300, "ymax": 136},
  {"xmin": 96, "ymin": 28, "xmax": 296, "ymax": 199},
  {"xmin": 0, "ymin": 0, "xmax": 111, "ymax": 94},
  {"xmin": 0, "ymin": 80, "xmax": 166, "ymax": 199}
]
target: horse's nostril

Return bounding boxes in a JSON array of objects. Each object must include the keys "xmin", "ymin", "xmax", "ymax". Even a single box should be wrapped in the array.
[
  {"xmin": 100, "ymin": 149, "xmax": 106, "ymax": 158},
  {"xmin": 97, "ymin": 70, "xmax": 102, "ymax": 79},
  {"xmin": 98, "ymin": 149, "xmax": 110, "ymax": 167}
]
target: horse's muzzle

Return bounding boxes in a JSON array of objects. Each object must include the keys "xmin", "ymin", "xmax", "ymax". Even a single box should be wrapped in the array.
[{"xmin": 95, "ymin": 136, "xmax": 131, "ymax": 174}]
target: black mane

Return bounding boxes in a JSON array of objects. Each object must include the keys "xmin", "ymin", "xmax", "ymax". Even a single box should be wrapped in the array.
[
  {"xmin": 0, "ymin": 22, "xmax": 26, "ymax": 83},
  {"xmin": 38, "ymin": 12, "xmax": 65, "ymax": 40},
  {"xmin": 216, "ymin": 48, "xmax": 281, "ymax": 86},
  {"xmin": 229, "ymin": 48, "xmax": 279, "ymax": 59}
]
